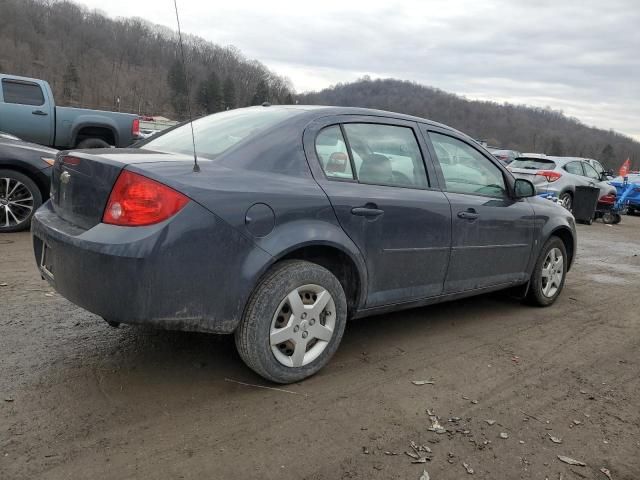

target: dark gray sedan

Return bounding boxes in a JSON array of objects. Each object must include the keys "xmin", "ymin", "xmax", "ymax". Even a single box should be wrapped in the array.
[{"xmin": 31, "ymin": 106, "xmax": 576, "ymax": 383}]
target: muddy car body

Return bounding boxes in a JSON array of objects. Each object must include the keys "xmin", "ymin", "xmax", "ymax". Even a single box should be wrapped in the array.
[{"xmin": 32, "ymin": 106, "xmax": 576, "ymax": 382}]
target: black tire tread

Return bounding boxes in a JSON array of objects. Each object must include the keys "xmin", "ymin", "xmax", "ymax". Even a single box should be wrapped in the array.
[
  {"xmin": 76, "ymin": 138, "xmax": 110, "ymax": 149},
  {"xmin": 525, "ymin": 236, "xmax": 567, "ymax": 307},
  {"xmin": 235, "ymin": 260, "xmax": 347, "ymax": 384}
]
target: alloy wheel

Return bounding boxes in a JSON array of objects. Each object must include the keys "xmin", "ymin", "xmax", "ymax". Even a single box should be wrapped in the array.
[
  {"xmin": 270, "ymin": 284, "xmax": 337, "ymax": 368},
  {"xmin": 541, "ymin": 247, "xmax": 564, "ymax": 298},
  {"xmin": 0, "ymin": 177, "xmax": 35, "ymax": 228},
  {"xmin": 559, "ymin": 193, "xmax": 572, "ymax": 211}
]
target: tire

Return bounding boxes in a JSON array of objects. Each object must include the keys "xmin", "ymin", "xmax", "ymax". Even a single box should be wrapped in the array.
[
  {"xmin": 235, "ymin": 260, "xmax": 348, "ymax": 384},
  {"xmin": 602, "ymin": 212, "xmax": 615, "ymax": 224},
  {"xmin": 613, "ymin": 214, "xmax": 622, "ymax": 224},
  {"xmin": 558, "ymin": 192, "xmax": 573, "ymax": 211},
  {"xmin": 525, "ymin": 236, "xmax": 568, "ymax": 307},
  {"xmin": 0, "ymin": 169, "xmax": 43, "ymax": 233},
  {"xmin": 76, "ymin": 138, "xmax": 111, "ymax": 149}
]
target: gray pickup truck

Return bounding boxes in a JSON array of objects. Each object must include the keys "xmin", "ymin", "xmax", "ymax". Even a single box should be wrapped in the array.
[{"xmin": 0, "ymin": 73, "xmax": 141, "ymax": 149}]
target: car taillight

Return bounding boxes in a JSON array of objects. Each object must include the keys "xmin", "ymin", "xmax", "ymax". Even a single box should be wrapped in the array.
[
  {"xmin": 132, "ymin": 118, "xmax": 140, "ymax": 137},
  {"xmin": 62, "ymin": 155, "xmax": 81, "ymax": 166},
  {"xmin": 535, "ymin": 170, "xmax": 562, "ymax": 182},
  {"xmin": 599, "ymin": 194, "xmax": 616, "ymax": 205},
  {"xmin": 103, "ymin": 170, "xmax": 189, "ymax": 226}
]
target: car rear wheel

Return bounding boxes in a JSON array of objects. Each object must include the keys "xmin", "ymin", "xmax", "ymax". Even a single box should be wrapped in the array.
[
  {"xmin": 525, "ymin": 236, "xmax": 567, "ymax": 307},
  {"xmin": 559, "ymin": 192, "xmax": 573, "ymax": 211},
  {"xmin": 0, "ymin": 169, "xmax": 43, "ymax": 233},
  {"xmin": 76, "ymin": 138, "xmax": 111, "ymax": 149},
  {"xmin": 235, "ymin": 260, "xmax": 347, "ymax": 384}
]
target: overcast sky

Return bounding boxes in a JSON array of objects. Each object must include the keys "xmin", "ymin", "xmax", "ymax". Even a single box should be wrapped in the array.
[{"xmin": 75, "ymin": 0, "xmax": 640, "ymax": 140}]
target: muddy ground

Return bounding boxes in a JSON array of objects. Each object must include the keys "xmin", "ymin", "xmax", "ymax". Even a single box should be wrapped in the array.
[{"xmin": 1, "ymin": 218, "xmax": 639, "ymax": 480}]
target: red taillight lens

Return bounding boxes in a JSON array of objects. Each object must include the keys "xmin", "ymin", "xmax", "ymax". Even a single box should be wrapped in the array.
[
  {"xmin": 62, "ymin": 155, "xmax": 81, "ymax": 166},
  {"xmin": 599, "ymin": 194, "xmax": 616, "ymax": 205},
  {"xmin": 103, "ymin": 170, "xmax": 189, "ymax": 226},
  {"xmin": 132, "ymin": 118, "xmax": 140, "ymax": 137},
  {"xmin": 536, "ymin": 170, "xmax": 562, "ymax": 182}
]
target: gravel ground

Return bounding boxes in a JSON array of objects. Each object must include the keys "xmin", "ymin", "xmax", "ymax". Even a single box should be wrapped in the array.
[{"xmin": 1, "ymin": 217, "xmax": 639, "ymax": 479}]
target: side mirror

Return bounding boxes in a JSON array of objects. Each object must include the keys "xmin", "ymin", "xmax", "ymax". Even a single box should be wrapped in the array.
[
  {"xmin": 600, "ymin": 173, "xmax": 609, "ymax": 181},
  {"xmin": 514, "ymin": 178, "xmax": 535, "ymax": 198}
]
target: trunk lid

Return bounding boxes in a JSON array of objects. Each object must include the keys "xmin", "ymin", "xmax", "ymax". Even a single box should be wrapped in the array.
[{"xmin": 51, "ymin": 149, "xmax": 195, "ymax": 230}]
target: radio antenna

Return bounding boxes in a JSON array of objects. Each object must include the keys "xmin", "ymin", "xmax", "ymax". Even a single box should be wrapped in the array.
[{"xmin": 173, "ymin": 0, "xmax": 200, "ymax": 173}]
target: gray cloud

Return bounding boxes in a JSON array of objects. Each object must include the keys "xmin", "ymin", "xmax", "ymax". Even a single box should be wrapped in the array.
[{"xmin": 77, "ymin": 0, "xmax": 640, "ymax": 139}]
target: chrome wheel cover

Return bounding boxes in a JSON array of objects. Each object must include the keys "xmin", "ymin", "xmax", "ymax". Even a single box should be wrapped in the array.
[
  {"xmin": 0, "ymin": 177, "xmax": 34, "ymax": 228},
  {"xmin": 541, "ymin": 247, "xmax": 564, "ymax": 298},
  {"xmin": 270, "ymin": 284, "xmax": 336, "ymax": 368}
]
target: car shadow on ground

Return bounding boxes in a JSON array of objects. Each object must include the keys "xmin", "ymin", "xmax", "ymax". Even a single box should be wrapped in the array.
[{"xmin": 36, "ymin": 291, "xmax": 525, "ymax": 393}]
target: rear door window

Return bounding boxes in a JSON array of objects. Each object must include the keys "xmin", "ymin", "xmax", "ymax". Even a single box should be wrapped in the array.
[
  {"xmin": 342, "ymin": 123, "xmax": 428, "ymax": 188},
  {"xmin": 564, "ymin": 161, "xmax": 584, "ymax": 175},
  {"xmin": 315, "ymin": 126, "xmax": 355, "ymax": 180},
  {"xmin": 1, "ymin": 79, "xmax": 45, "ymax": 106}
]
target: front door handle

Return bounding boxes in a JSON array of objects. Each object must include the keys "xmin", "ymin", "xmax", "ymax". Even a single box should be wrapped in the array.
[
  {"xmin": 351, "ymin": 205, "xmax": 384, "ymax": 218},
  {"xmin": 32, "ymin": 110, "xmax": 48, "ymax": 116},
  {"xmin": 457, "ymin": 208, "xmax": 479, "ymax": 220}
]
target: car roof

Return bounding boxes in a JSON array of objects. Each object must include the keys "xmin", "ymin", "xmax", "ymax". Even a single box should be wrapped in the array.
[{"xmin": 270, "ymin": 105, "xmax": 468, "ymax": 137}]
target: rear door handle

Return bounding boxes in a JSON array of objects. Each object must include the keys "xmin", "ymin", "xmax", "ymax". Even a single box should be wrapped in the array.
[
  {"xmin": 32, "ymin": 110, "xmax": 48, "ymax": 116},
  {"xmin": 351, "ymin": 205, "xmax": 384, "ymax": 217},
  {"xmin": 457, "ymin": 209, "xmax": 479, "ymax": 220}
]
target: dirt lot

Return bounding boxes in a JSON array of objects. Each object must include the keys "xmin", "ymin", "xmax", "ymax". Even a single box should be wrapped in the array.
[{"xmin": 1, "ymin": 218, "xmax": 639, "ymax": 480}]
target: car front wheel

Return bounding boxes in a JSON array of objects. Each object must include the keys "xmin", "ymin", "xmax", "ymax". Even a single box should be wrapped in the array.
[
  {"xmin": 235, "ymin": 260, "xmax": 348, "ymax": 384},
  {"xmin": 526, "ymin": 236, "xmax": 567, "ymax": 306}
]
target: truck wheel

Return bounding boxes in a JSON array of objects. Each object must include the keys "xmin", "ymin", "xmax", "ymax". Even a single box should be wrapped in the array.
[
  {"xmin": 0, "ymin": 169, "xmax": 43, "ymax": 232},
  {"xmin": 525, "ymin": 236, "xmax": 567, "ymax": 307},
  {"xmin": 235, "ymin": 260, "xmax": 348, "ymax": 384},
  {"xmin": 76, "ymin": 138, "xmax": 110, "ymax": 149}
]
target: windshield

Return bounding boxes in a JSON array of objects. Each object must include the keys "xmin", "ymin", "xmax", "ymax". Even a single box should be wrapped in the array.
[
  {"xmin": 143, "ymin": 107, "xmax": 300, "ymax": 159},
  {"xmin": 510, "ymin": 158, "xmax": 556, "ymax": 170}
]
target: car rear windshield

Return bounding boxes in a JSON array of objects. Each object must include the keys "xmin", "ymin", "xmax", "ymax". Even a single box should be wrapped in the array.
[
  {"xmin": 510, "ymin": 158, "xmax": 556, "ymax": 170},
  {"xmin": 143, "ymin": 107, "xmax": 300, "ymax": 159}
]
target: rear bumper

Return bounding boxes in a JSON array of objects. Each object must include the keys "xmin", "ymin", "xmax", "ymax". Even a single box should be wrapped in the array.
[{"xmin": 31, "ymin": 200, "xmax": 271, "ymax": 333}]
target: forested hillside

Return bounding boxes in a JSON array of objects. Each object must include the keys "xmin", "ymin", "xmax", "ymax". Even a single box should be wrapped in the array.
[
  {"xmin": 0, "ymin": 0, "xmax": 293, "ymax": 118},
  {"xmin": 299, "ymin": 78, "xmax": 640, "ymax": 169}
]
